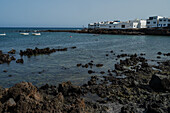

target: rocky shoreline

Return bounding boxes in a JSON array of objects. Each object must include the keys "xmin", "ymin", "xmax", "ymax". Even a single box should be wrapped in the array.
[
  {"xmin": 0, "ymin": 51, "xmax": 170, "ymax": 112},
  {"xmin": 21, "ymin": 27, "xmax": 170, "ymax": 36}
]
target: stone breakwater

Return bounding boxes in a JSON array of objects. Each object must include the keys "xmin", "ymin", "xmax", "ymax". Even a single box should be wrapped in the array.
[{"xmin": 0, "ymin": 54, "xmax": 170, "ymax": 113}]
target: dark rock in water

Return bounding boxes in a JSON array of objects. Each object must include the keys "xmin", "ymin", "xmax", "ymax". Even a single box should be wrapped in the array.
[
  {"xmin": 77, "ymin": 63, "xmax": 82, "ymax": 67},
  {"xmin": 96, "ymin": 64, "xmax": 103, "ymax": 67},
  {"xmin": 149, "ymin": 74, "xmax": 170, "ymax": 91},
  {"xmin": 88, "ymin": 70, "xmax": 95, "ymax": 74},
  {"xmin": 88, "ymin": 76, "xmax": 98, "ymax": 85},
  {"xmin": 110, "ymin": 50, "xmax": 113, "ymax": 53},
  {"xmin": 8, "ymin": 49, "xmax": 16, "ymax": 54},
  {"xmin": 157, "ymin": 52, "xmax": 162, "ymax": 55},
  {"xmin": 106, "ymin": 54, "xmax": 109, "ymax": 56},
  {"xmin": 100, "ymin": 71, "xmax": 105, "ymax": 74},
  {"xmin": 8, "ymin": 75, "xmax": 12, "ymax": 77},
  {"xmin": 16, "ymin": 59, "xmax": 24, "ymax": 63},
  {"xmin": 157, "ymin": 56, "xmax": 161, "ymax": 59},
  {"xmin": 71, "ymin": 46, "xmax": 77, "ymax": 49},
  {"xmin": 3, "ymin": 70, "xmax": 7, "ymax": 73},
  {"xmin": 11, "ymin": 56, "xmax": 16, "ymax": 60},
  {"xmin": 56, "ymin": 48, "xmax": 67, "ymax": 51},
  {"xmin": 115, "ymin": 64, "xmax": 123, "ymax": 71},
  {"xmin": 140, "ymin": 53, "xmax": 145, "ymax": 56},
  {"xmin": 163, "ymin": 53, "xmax": 170, "ymax": 56},
  {"xmin": 0, "ymin": 50, "xmax": 16, "ymax": 64},
  {"xmin": 20, "ymin": 47, "xmax": 70, "ymax": 57}
]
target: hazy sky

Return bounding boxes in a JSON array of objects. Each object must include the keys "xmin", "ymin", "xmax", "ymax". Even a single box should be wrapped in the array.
[{"xmin": 0, "ymin": 0, "xmax": 170, "ymax": 27}]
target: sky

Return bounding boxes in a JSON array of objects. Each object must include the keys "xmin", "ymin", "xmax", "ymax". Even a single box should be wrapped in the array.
[{"xmin": 0, "ymin": 0, "xmax": 170, "ymax": 27}]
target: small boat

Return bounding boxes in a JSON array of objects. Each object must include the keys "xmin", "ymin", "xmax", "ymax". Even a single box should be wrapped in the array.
[
  {"xmin": 20, "ymin": 33, "xmax": 29, "ymax": 35},
  {"xmin": 0, "ymin": 33, "xmax": 6, "ymax": 36},
  {"xmin": 32, "ymin": 33, "xmax": 41, "ymax": 36}
]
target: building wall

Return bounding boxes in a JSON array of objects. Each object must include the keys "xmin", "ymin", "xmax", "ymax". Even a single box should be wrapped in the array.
[
  {"xmin": 138, "ymin": 20, "xmax": 147, "ymax": 28},
  {"xmin": 158, "ymin": 18, "xmax": 170, "ymax": 27},
  {"xmin": 147, "ymin": 16, "xmax": 163, "ymax": 28}
]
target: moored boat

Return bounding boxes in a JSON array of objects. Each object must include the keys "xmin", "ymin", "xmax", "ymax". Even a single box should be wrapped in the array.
[
  {"xmin": 32, "ymin": 33, "xmax": 41, "ymax": 36},
  {"xmin": 20, "ymin": 33, "xmax": 29, "ymax": 35},
  {"xmin": 0, "ymin": 33, "xmax": 6, "ymax": 36}
]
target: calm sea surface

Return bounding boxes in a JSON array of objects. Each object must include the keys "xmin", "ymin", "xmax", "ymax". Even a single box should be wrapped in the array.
[{"xmin": 0, "ymin": 28, "xmax": 170, "ymax": 88}]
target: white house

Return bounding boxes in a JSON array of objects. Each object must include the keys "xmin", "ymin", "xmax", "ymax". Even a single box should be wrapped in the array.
[
  {"xmin": 146, "ymin": 16, "xmax": 163, "ymax": 28},
  {"xmin": 88, "ymin": 19, "xmax": 146, "ymax": 29},
  {"xmin": 158, "ymin": 17, "xmax": 170, "ymax": 28}
]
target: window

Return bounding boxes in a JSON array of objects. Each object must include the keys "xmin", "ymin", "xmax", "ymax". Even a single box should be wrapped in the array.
[
  {"xmin": 147, "ymin": 22, "xmax": 150, "ymax": 24},
  {"xmin": 114, "ymin": 26, "xmax": 115, "ymax": 28},
  {"xmin": 164, "ymin": 24, "xmax": 166, "ymax": 26},
  {"xmin": 159, "ymin": 19, "xmax": 162, "ymax": 21},
  {"xmin": 164, "ymin": 19, "xmax": 166, "ymax": 21},
  {"xmin": 149, "ymin": 17, "xmax": 153, "ymax": 20},
  {"xmin": 153, "ymin": 22, "xmax": 156, "ymax": 24},
  {"xmin": 168, "ymin": 24, "xmax": 170, "ymax": 27},
  {"xmin": 109, "ymin": 26, "xmax": 112, "ymax": 28},
  {"xmin": 168, "ymin": 19, "xmax": 170, "ymax": 22},
  {"xmin": 121, "ymin": 25, "xmax": 125, "ymax": 28},
  {"xmin": 154, "ymin": 17, "xmax": 157, "ymax": 19}
]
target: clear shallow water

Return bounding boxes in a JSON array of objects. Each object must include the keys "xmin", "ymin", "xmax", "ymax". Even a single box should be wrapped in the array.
[{"xmin": 0, "ymin": 28, "xmax": 170, "ymax": 88}]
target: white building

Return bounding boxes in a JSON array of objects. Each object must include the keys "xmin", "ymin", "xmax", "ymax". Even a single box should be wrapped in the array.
[
  {"xmin": 146, "ymin": 16, "xmax": 163, "ymax": 28},
  {"xmin": 88, "ymin": 19, "xmax": 146, "ymax": 29},
  {"xmin": 158, "ymin": 17, "xmax": 170, "ymax": 28}
]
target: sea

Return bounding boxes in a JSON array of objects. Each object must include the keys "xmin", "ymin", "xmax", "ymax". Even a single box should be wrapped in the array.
[{"xmin": 0, "ymin": 28, "xmax": 170, "ymax": 88}]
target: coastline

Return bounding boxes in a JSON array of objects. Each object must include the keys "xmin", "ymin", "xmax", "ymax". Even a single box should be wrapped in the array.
[
  {"xmin": 35, "ymin": 27, "xmax": 170, "ymax": 36},
  {"xmin": 0, "ymin": 48, "xmax": 170, "ymax": 112}
]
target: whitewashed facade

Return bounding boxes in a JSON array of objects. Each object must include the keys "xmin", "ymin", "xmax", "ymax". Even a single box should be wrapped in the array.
[
  {"xmin": 158, "ymin": 17, "xmax": 170, "ymax": 27},
  {"xmin": 88, "ymin": 19, "xmax": 146, "ymax": 29},
  {"xmin": 146, "ymin": 16, "xmax": 163, "ymax": 28}
]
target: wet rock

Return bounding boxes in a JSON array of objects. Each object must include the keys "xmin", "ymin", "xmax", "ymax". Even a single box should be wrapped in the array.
[
  {"xmin": 106, "ymin": 54, "xmax": 109, "ymax": 56},
  {"xmin": 71, "ymin": 46, "xmax": 77, "ymax": 49},
  {"xmin": 16, "ymin": 59, "xmax": 24, "ymax": 63},
  {"xmin": 0, "ymin": 51, "xmax": 16, "ymax": 64},
  {"xmin": 58, "ymin": 81, "xmax": 81, "ymax": 96},
  {"xmin": 115, "ymin": 64, "xmax": 123, "ymax": 71},
  {"xmin": 88, "ymin": 76, "xmax": 98, "ymax": 86},
  {"xmin": 88, "ymin": 70, "xmax": 95, "ymax": 74},
  {"xmin": 147, "ymin": 103, "xmax": 165, "ymax": 113},
  {"xmin": 8, "ymin": 75, "xmax": 12, "ymax": 77},
  {"xmin": 20, "ymin": 47, "xmax": 70, "ymax": 57},
  {"xmin": 100, "ymin": 71, "xmax": 105, "ymax": 74},
  {"xmin": 11, "ymin": 56, "xmax": 16, "ymax": 60},
  {"xmin": 6, "ymin": 98, "xmax": 16, "ymax": 107},
  {"xmin": 77, "ymin": 63, "xmax": 82, "ymax": 67},
  {"xmin": 56, "ymin": 48, "xmax": 67, "ymax": 51},
  {"xmin": 163, "ymin": 53, "xmax": 170, "ymax": 56},
  {"xmin": 8, "ymin": 82, "xmax": 40, "ymax": 100},
  {"xmin": 157, "ymin": 56, "xmax": 161, "ymax": 59},
  {"xmin": 96, "ymin": 64, "xmax": 103, "ymax": 67},
  {"xmin": 149, "ymin": 74, "xmax": 170, "ymax": 91},
  {"xmin": 3, "ymin": 70, "xmax": 7, "ymax": 73},
  {"xmin": 157, "ymin": 52, "xmax": 162, "ymax": 55},
  {"xmin": 110, "ymin": 50, "xmax": 113, "ymax": 53},
  {"xmin": 8, "ymin": 49, "xmax": 16, "ymax": 54}
]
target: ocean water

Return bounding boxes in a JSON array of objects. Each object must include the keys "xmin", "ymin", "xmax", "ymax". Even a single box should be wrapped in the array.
[{"xmin": 0, "ymin": 28, "xmax": 170, "ymax": 88}]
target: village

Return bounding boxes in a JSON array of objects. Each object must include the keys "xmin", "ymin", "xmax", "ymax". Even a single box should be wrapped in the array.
[{"xmin": 88, "ymin": 16, "xmax": 170, "ymax": 29}]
